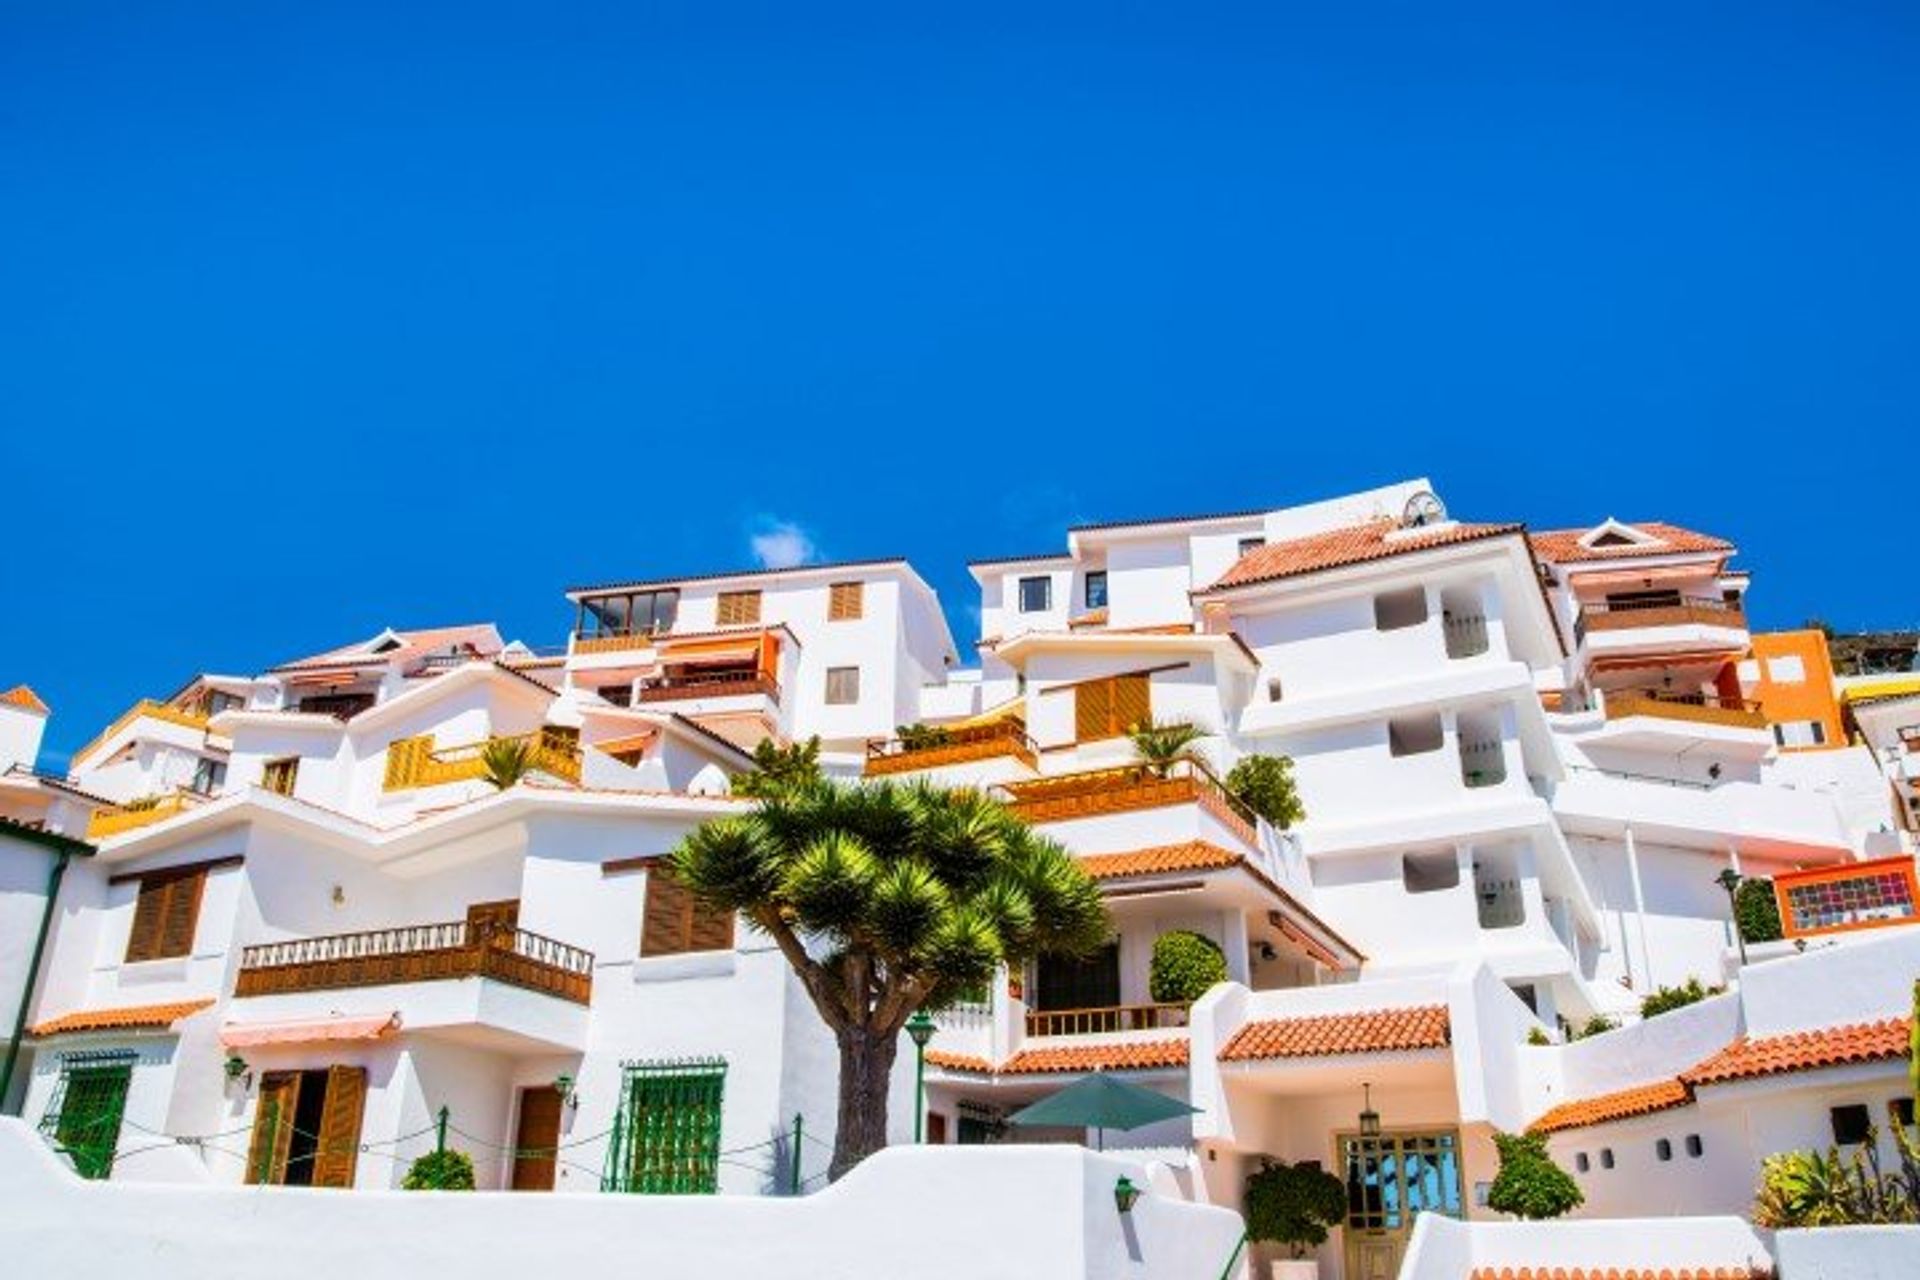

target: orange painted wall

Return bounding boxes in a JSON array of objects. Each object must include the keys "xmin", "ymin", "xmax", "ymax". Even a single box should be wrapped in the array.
[{"xmin": 1747, "ymin": 629, "xmax": 1845, "ymax": 750}]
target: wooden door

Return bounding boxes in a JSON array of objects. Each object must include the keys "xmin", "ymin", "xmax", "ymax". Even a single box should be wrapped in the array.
[
  {"xmin": 511, "ymin": 1087, "xmax": 563, "ymax": 1191},
  {"xmin": 311, "ymin": 1065, "xmax": 367, "ymax": 1189},
  {"xmin": 245, "ymin": 1072, "xmax": 301, "ymax": 1185},
  {"xmin": 467, "ymin": 899, "xmax": 520, "ymax": 947},
  {"xmin": 926, "ymin": 1111, "xmax": 949, "ymax": 1145}
]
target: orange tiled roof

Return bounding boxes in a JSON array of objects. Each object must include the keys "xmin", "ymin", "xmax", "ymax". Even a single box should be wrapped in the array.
[
  {"xmin": 1206, "ymin": 521, "xmax": 1521, "ymax": 591},
  {"xmin": 1, "ymin": 684, "xmax": 49, "ymax": 714},
  {"xmin": 1220, "ymin": 1005, "xmax": 1450, "ymax": 1061},
  {"xmin": 272, "ymin": 624, "xmax": 497, "ymax": 672},
  {"xmin": 30, "ymin": 999, "xmax": 215, "ymax": 1037},
  {"xmin": 1683, "ymin": 1017, "xmax": 1911, "ymax": 1087},
  {"xmin": 1530, "ymin": 522, "xmax": 1733, "ymax": 564},
  {"xmin": 1471, "ymin": 1269, "xmax": 1768, "ymax": 1280},
  {"xmin": 1078, "ymin": 840, "xmax": 1244, "ymax": 880},
  {"xmin": 927, "ymin": 1040, "xmax": 1190, "ymax": 1076},
  {"xmin": 1530, "ymin": 1078, "xmax": 1693, "ymax": 1134}
]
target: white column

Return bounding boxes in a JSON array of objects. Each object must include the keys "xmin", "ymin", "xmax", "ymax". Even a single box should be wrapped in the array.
[
  {"xmin": 1221, "ymin": 909, "xmax": 1252, "ymax": 986},
  {"xmin": 1623, "ymin": 824, "xmax": 1654, "ymax": 991}
]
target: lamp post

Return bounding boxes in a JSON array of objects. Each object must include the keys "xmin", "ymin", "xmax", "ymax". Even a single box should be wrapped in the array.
[
  {"xmin": 906, "ymin": 1009, "xmax": 936, "ymax": 1143},
  {"xmin": 1716, "ymin": 868, "xmax": 1748, "ymax": 967}
]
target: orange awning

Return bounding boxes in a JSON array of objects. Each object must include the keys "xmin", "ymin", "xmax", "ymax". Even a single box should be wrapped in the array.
[
  {"xmin": 591, "ymin": 730, "xmax": 659, "ymax": 757},
  {"xmin": 286, "ymin": 670, "xmax": 365, "ymax": 688},
  {"xmin": 1567, "ymin": 565, "xmax": 1714, "ymax": 588},
  {"xmin": 660, "ymin": 642, "xmax": 759, "ymax": 667},
  {"xmin": 219, "ymin": 1012, "xmax": 401, "ymax": 1048}
]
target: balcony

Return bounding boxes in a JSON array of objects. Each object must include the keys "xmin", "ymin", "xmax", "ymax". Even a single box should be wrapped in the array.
[
  {"xmin": 86, "ymin": 788, "xmax": 211, "ymax": 839},
  {"xmin": 571, "ymin": 629, "xmax": 667, "ymax": 657},
  {"xmin": 865, "ymin": 720, "xmax": 1039, "ymax": 778},
  {"xmin": 1574, "ymin": 597, "xmax": 1747, "ymax": 645},
  {"xmin": 1025, "ymin": 1002, "xmax": 1189, "ymax": 1037},
  {"xmin": 384, "ymin": 727, "xmax": 582, "ymax": 790},
  {"xmin": 636, "ymin": 668, "xmax": 779, "ymax": 704},
  {"xmin": 70, "ymin": 699, "xmax": 212, "ymax": 770},
  {"xmin": 995, "ymin": 758, "xmax": 1258, "ymax": 848},
  {"xmin": 1604, "ymin": 689, "xmax": 1766, "ymax": 730},
  {"xmin": 235, "ymin": 920, "xmax": 594, "ymax": 1005}
]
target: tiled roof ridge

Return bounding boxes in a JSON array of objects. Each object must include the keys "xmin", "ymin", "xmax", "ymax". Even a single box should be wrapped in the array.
[
  {"xmin": 1470, "ymin": 1268, "xmax": 1769, "ymax": 1280},
  {"xmin": 1219, "ymin": 1004, "xmax": 1451, "ymax": 1062},
  {"xmin": 1204, "ymin": 519, "xmax": 1523, "ymax": 592},
  {"xmin": 1529, "ymin": 1077, "xmax": 1695, "ymax": 1134},
  {"xmin": 1, "ymin": 684, "xmax": 50, "ymax": 714},
  {"xmin": 1682, "ymin": 1015, "xmax": 1911, "ymax": 1087},
  {"xmin": 30, "ymin": 998, "xmax": 216, "ymax": 1038},
  {"xmin": 926, "ymin": 1039, "xmax": 1190, "ymax": 1076}
]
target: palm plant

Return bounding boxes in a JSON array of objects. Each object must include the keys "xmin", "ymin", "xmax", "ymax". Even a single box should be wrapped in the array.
[
  {"xmin": 669, "ymin": 779, "xmax": 1109, "ymax": 1180},
  {"xmin": 1126, "ymin": 720, "xmax": 1205, "ymax": 777},
  {"xmin": 480, "ymin": 737, "xmax": 537, "ymax": 790}
]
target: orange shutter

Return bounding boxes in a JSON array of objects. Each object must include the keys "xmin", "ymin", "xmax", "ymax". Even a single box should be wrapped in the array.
[
  {"xmin": 828, "ymin": 582, "xmax": 864, "ymax": 621},
  {"xmin": 1112, "ymin": 675, "xmax": 1150, "ymax": 735},
  {"xmin": 716, "ymin": 591, "xmax": 762, "ymax": 626},
  {"xmin": 245, "ymin": 1073, "xmax": 301, "ymax": 1185},
  {"xmin": 1074, "ymin": 674, "xmax": 1150, "ymax": 742},
  {"xmin": 311, "ymin": 1066, "xmax": 367, "ymax": 1189}
]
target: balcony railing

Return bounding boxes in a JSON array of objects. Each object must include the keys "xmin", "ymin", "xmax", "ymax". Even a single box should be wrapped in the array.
[
  {"xmin": 636, "ymin": 669, "xmax": 779, "ymax": 704},
  {"xmin": 1604, "ymin": 689, "xmax": 1767, "ymax": 730},
  {"xmin": 571, "ymin": 628, "xmax": 670, "ymax": 656},
  {"xmin": 70, "ymin": 699, "xmax": 212, "ymax": 768},
  {"xmin": 1442, "ymin": 614, "xmax": 1490, "ymax": 659},
  {"xmin": 1025, "ymin": 1002, "xmax": 1190, "ymax": 1037},
  {"xmin": 1574, "ymin": 598, "xmax": 1747, "ymax": 644},
  {"xmin": 87, "ymin": 788, "xmax": 210, "ymax": 839},
  {"xmin": 994, "ymin": 758, "xmax": 1258, "ymax": 847},
  {"xmin": 864, "ymin": 720, "xmax": 1039, "ymax": 777},
  {"xmin": 235, "ymin": 920, "xmax": 594, "ymax": 1005},
  {"xmin": 384, "ymin": 727, "xmax": 583, "ymax": 790}
]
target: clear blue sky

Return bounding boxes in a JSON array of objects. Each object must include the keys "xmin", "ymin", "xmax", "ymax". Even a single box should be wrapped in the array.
[{"xmin": 3, "ymin": 4, "xmax": 1916, "ymax": 765}]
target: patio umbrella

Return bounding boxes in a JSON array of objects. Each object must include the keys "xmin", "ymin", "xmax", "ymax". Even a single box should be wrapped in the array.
[{"xmin": 1007, "ymin": 1071, "xmax": 1201, "ymax": 1151}]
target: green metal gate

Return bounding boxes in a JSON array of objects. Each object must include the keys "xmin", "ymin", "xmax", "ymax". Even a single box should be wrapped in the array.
[
  {"xmin": 38, "ymin": 1052, "xmax": 135, "ymax": 1180},
  {"xmin": 603, "ymin": 1058, "xmax": 726, "ymax": 1194}
]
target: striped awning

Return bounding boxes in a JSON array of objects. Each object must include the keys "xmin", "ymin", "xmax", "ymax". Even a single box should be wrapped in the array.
[{"xmin": 220, "ymin": 1012, "xmax": 401, "ymax": 1048}]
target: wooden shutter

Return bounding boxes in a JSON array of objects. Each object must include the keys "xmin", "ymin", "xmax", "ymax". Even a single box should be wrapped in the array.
[
  {"xmin": 263, "ymin": 757, "xmax": 299, "ymax": 796},
  {"xmin": 125, "ymin": 866, "xmax": 207, "ymax": 962},
  {"xmin": 1112, "ymin": 674, "xmax": 1150, "ymax": 734},
  {"xmin": 641, "ymin": 867, "xmax": 734, "ymax": 957},
  {"xmin": 828, "ymin": 581, "xmax": 864, "ymax": 621},
  {"xmin": 311, "ymin": 1066, "xmax": 367, "ymax": 1189},
  {"xmin": 716, "ymin": 591, "xmax": 761, "ymax": 626},
  {"xmin": 245, "ymin": 1073, "xmax": 301, "ymax": 1185},
  {"xmin": 1073, "ymin": 674, "xmax": 1150, "ymax": 742}
]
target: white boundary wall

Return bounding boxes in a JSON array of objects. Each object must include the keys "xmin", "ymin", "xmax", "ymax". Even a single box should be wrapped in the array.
[
  {"xmin": 0, "ymin": 1118, "xmax": 1248, "ymax": 1280},
  {"xmin": 1399, "ymin": 1214, "xmax": 1773, "ymax": 1280}
]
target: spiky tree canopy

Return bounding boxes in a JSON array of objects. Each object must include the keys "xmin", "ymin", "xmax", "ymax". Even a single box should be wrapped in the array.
[{"xmin": 671, "ymin": 779, "xmax": 1110, "ymax": 1020}]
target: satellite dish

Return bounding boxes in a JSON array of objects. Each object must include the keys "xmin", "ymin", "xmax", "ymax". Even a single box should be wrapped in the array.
[{"xmin": 1402, "ymin": 491, "xmax": 1447, "ymax": 528}]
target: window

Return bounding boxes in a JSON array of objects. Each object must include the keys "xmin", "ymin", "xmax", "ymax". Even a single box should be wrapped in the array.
[
  {"xmin": 262, "ymin": 757, "xmax": 299, "ymax": 797},
  {"xmin": 125, "ymin": 865, "xmax": 208, "ymax": 962},
  {"xmin": 828, "ymin": 581, "xmax": 864, "ymax": 621},
  {"xmin": 1373, "ymin": 587, "xmax": 1429, "ymax": 631},
  {"xmin": 1655, "ymin": 1138, "xmax": 1673, "ymax": 1162},
  {"xmin": 1766, "ymin": 655, "xmax": 1807, "ymax": 683},
  {"xmin": 1074, "ymin": 673, "xmax": 1150, "ymax": 743},
  {"xmin": 1402, "ymin": 850, "xmax": 1460, "ymax": 894},
  {"xmin": 825, "ymin": 666, "xmax": 861, "ymax": 706},
  {"xmin": 579, "ymin": 589, "xmax": 679, "ymax": 638},
  {"xmin": 1266, "ymin": 676, "xmax": 1284, "ymax": 704},
  {"xmin": 244, "ymin": 1066, "xmax": 366, "ymax": 1188},
  {"xmin": 1574, "ymin": 1152, "xmax": 1590, "ymax": 1173},
  {"xmin": 39, "ymin": 1053, "xmax": 134, "ymax": 1179},
  {"xmin": 1017, "ymin": 576, "xmax": 1052, "ymax": 613},
  {"xmin": 598, "ymin": 683, "xmax": 633, "ymax": 708},
  {"xmin": 1685, "ymin": 1134, "xmax": 1705, "ymax": 1158},
  {"xmin": 1606, "ymin": 589, "xmax": 1683, "ymax": 611},
  {"xmin": 1388, "ymin": 714, "xmax": 1444, "ymax": 757},
  {"xmin": 608, "ymin": 1060, "xmax": 726, "ymax": 1193},
  {"xmin": 716, "ymin": 590, "xmax": 762, "ymax": 626},
  {"xmin": 1831, "ymin": 1104, "xmax": 1872, "ymax": 1146},
  {"xmin": 1773, "ymin": 720, "xmax": 1827, "ymax": 747},
  {"xmin": 1891, "ymin": 1098, "xmax": 1916, "ymax": 1131},
  {"xmin": 640, "ymin": 866, "xmax": 736, "ymax": 958},
  {"xmin": 1237, "ymin": 536, "xmax": 1266, "ymax": 557},
  {"xmin": 1084, "ymin": 571, "xmax": 1108, "ymax": 611},
  {"xmin": 189, "ymin": 758, "xmax": 227, "ymax": 796},
  {"xmin": 1598, "ymin": 1148, "xmax": 1614, "ymax": 1170}
]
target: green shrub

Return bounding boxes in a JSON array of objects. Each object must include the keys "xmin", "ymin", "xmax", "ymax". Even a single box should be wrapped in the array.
[
  {"xmin": 1567, "ymin": 1014, "xmax": 1616, "ymax": 1041},
  {"xmin": 1526, "ymin": 1026, "xmax": 1551, "ymax": 1046},
  {"xmin": 1735, "ymin": 877, "xmax": 1783, "ymax": 944},
  {"xmin": 402, "ymin": 1149, "xmax": 475, "ymax": 1190},
  {"xmin": 1486, "ymin": 1131, "xmax": 1583, "ymax": 1220},
  {"xmin": 1244, "ymin": 1158, "xmax": 1347, "ymax": 1259},
  {"xmin": 1754, "ymin": 1130, "xmax": 1920, "ymax": 1227},
  {"xmin": 1640, "ymin": 977, "xmax": 1724, "ymax": 1020},
  {"xmin": 732, "ymin": 736, "xmax": 823, "ymax": 799},
  {"xmin": 895, "ymin": 723, "xmax": 953, "ymax": 750},
  {"xmin": 1225, "ymin": 755, "xmax": 1306, "ymax": 829},
  {"xmin": 1149, "ymin": 930, "xmax": 1228, "ymax": 1005}
]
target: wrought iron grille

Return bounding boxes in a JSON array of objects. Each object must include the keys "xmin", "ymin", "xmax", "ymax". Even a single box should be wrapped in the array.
[
  {"xmin": 38, "ymin": 1053, "xmax": 135, "ymax": 1180},
  {"xmin": 603, "ymin": 1058, "xmax": 727, "ymax": 1194}
]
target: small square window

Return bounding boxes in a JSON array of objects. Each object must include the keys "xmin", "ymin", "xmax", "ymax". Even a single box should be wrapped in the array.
[
  {"xmin": 1266, "ymin": 676, "xmax": 1284, "ymax": 704},
  {"xmin": 825, "ymin": 667, "xmax": 861, "ymax": 706},
  {"xmin": 1084, "ymin": 571, "xmax": 1108, "ymax": 611},
  {"xmin": 1017, "ymin": 576, "xmax": 1052, "ymax": 613},
  {"xmin": 1598, "ymin": 1148, "xmax": 1614, "ymax": 1170},
  {"xmin": 1574, "ymin": 1152, "xmax": 1590, "ymax": 1173},
  {"xmin": 1237, "ymin": 536, "xmax": 1265, "ymax": 557},
  {"xmin": 1685, "ymin": 1134, "xmax": 1704, "ymax": 1158},
  {"xmin": 1655, "ymin": 1138, "xmax": 1672, "ymax": 1162},
  {"xmin": 827, "ymin": 581, "xmax": 864, "ymax": 622},
  {"xmin": 1831, "ymin": 1104, "xmax": 1872, "ymax": 1146}
]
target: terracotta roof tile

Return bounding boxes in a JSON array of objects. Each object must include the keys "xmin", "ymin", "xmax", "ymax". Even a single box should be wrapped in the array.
[
  {"xmin": 1530, "ymin": 1078, "xmax": 1694, "ymax": 1134},
  {"xmin": 927, "ymin": 1040, "xmax": 1190, "ymax": 1076},
  {"xmin": 271, "ymin": 624, "xmax": 498, "ymax": 672},
  {"xmin": 1220, "ymin": 1005, "xmax": 1450, "ymax": 1061},
  {"xmin": 1, "ymin": 685, "xmax": 49, "ymax": 714},
  {"xmin": 924, "ymin": 1049, "xmax": 996, "ymax": 1073},
  {"xmin": 30, "ymin": 999, "xmax": 215, "ymax": 1037},
  {"xmin": 1530, "ymin": 522, "xmax": 1733, "ymax": 564},
  {"xmin": 1683, "ymin": 1016, "xmax": 1910, "ymax": 1086},
  {"xmin": 1205, "ymin": 521, "xmax": 1522, "ymax": 591},
  {"xmin": 1470, "ymin": 1269, "xmax": 1768, "ymax": 1280},
  {"xmin": 1078, "ymin": 841, "xmax": 1244, "ymax": 880}
]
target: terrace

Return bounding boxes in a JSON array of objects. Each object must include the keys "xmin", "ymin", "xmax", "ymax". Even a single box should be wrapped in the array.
[
  {"xmin": 235, "ymin": 919, "xmax": 594, "ymax": 1006},
  {"xmin": 864, "ymin": 719, "xmax": 1039, "ymax": 778}
]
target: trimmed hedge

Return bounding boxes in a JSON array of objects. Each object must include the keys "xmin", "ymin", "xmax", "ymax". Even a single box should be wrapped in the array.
[{"xmin": 1149, "ymin": 930, "xmax": 1228, "ymax": 1005}]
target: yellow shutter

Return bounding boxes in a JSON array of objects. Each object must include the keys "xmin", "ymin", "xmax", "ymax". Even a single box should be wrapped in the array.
[
  {"xmin": 384, "ymin": 736, "xmax": 431, "ymax": 789},
  {"xmin": 311, "ymin": 1066, "xmax": 367, "ymax": 1189},
  {"xmin": 716, "ymin": 591, "xmax": 761, "ymax": 626},
  {"xmin": 828, "ymin": 582, "xmax": 864, "ymax": 621}
]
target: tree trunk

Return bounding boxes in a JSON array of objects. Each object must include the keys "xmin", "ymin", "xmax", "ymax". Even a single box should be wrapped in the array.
[{"xmin": 829, "ymin": 1024, "xmax": 901, "ymax": 1182}]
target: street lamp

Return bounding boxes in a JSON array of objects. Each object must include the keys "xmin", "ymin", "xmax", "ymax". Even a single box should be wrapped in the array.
[
  {"xmin": 906, "ymin": 1009, "xmax": 937, "ymax": 1143},
  {"xmin": 1716, "ymin": 868, "xmax": 1748, "ymax": 967}
]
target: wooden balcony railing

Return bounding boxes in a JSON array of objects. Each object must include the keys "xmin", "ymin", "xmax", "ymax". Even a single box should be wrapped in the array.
[
  {"xmin": 571, "ymin": 629, "xmax": 669, "ymax": 656},
  {"xmin": 994, "ymin": 757, "xmax": 1258, "ymax": 847},
  {"xmin": 1604, "ymin": 689, "xmax": 1767, "ymax": 730},
  {"xmin": 384, "ymin": 726, "xmax": 583, "ymax": 790},
  {"xmin": 1025, "ymin": 1002, "xmax": 1190, "ymax": 1037},
  {"xmin": 864, "ymin": 720, "xmax": 1039, "ymax": 777},
  {"xmin": 87, "ymin": 788, "xmax": 209, "ymax": 839},
  {"xmin": 636, "ymin": 669, "xmax": 779, "ymax": 704},
  {"xmin": 1575, "ymin": 598, "xmax": 1747, "ymax": 643},
  {"xmin": 235, "ymin": 920, "xmax": 594, "ymax": 1005}
]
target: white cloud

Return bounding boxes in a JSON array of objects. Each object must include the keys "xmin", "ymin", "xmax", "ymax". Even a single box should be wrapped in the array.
[{"xmin": 749, "ymin": 517, "xmax": 819, "ymax": 570}]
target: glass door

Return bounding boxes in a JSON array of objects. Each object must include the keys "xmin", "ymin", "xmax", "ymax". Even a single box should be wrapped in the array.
[{"xmin": 1340, "ymin": 1129, "xmax": 1463, "ymax": 1280}]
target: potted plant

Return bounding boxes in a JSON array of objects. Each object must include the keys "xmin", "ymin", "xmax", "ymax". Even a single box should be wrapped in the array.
[{"xmin": 1245, "ymin": 1157, "xmax": 1346, "ymax": 1278}]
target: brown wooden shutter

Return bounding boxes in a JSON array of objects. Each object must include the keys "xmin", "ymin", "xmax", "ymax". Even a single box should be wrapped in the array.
[
  {"xmin": 125, "ymin": 866, "xmax": 207, "ymax": 962},
  {"xmin": 245, "ymin": 1073, "xmax": 301, "ymax": 1185},
  {"xmin": 688, "ymin": 898, "xmax": 736, "ymax": 953},
  {"xmin": 641, "ymin": 866, "xmax": 734, "ymax": 957},
  {"xmin": 1073, "ymin": 674, "xmax": 1150, "ymax": 742},
  {"xmin": 1112, "ymin": 674, "xmax": 1150, "ymax": 735},
  {"xmin": 716, "ymin": 591, "xmax": 761, "ymax": 626},
  {"xmin": 311, "ymin": 1066, "xmax": 367, "ymax": 1189},
  {"xmin": 828, "ymin": 582, "xmax": 864, "ymax": 621}
]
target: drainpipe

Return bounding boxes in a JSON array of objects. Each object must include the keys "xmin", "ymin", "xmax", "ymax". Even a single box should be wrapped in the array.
[
  {"xmin": 1622, "ymin": 824, "xmax": 1654, "ymax": 992},
  {"xmin": 1, "ymin": 837, "xmax": 83, "ymax": 1113}
]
